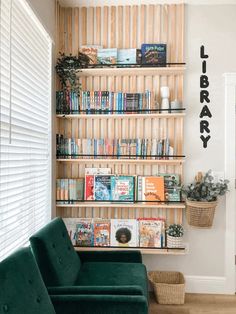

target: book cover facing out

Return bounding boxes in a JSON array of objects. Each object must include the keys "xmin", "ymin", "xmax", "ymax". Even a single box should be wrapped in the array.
[
  {"xmin": 94, "ymin": 220, "xmax": 110, "ymax": 246},
  {"xmin": 84, "ymin": 175, "xmax": 94, "ymax": 200},
  {"xmin": 138, "ymin": 218, "xmax": 165, "ymax": 248},
  {"xmin": 111, "ymin": 219, "xmax": 138, "ymax": 247},
  {"xmin": 84, "ymin": 168, "xmax": 111, "ymax": 200},
  {"xmin": 142, "ymin": 176, "xmax": 165, "ymax": 202},
  {"xmin": 141, "ymin": 44, "xmax": 166, "ymax": 65},
  {"xmin": 97, "ymin": 48, "xmax": 117, "ymax": 64},
  {"xmin": 76, "ymin": 219, "xmax": 94, "ymax": 247},
  {"xmin": 159, "ymin": 173, "xmax": 181, "ymax": 201},
  {"xmin": 79, "ymin": 45, "xmax": 103, "ymax": 64},
  {"xmin": 63, "ymin": 218, "xmax": 79, "ymax": 246},
  {"xmin": 111, "ymin": 176, "xmax": 135, "ymax": 201},
  {"xmin": 94, "ymin": 175, "xmax": 112, "ymax": 201},
  {"xmin": 117, "ymin": 49, "xmax": 137, "ymax": 64}
]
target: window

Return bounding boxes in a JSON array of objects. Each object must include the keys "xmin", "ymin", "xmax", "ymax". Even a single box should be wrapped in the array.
[{"xmin": 0, "ymin": 0, "xmax": 52, "ymax": 261}]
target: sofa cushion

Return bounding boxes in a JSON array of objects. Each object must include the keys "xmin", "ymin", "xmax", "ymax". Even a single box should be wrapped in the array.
[
  {"xmin": 76, "ymin": 262, "xmax": 148, "ymax": 300},
  {"xmin": 30, "ymin": 218, "xmax": 81, "ymax": 286},
  {"xmin": 0, "ymin": 247, "xmax": 55, "ymax": 314}
]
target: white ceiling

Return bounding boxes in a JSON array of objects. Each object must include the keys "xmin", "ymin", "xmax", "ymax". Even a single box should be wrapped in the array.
[{"xmin": 58, "ymin": 0, "xmax": 236, "ymax": 7}]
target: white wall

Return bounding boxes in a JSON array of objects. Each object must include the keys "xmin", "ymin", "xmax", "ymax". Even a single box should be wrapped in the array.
[
  {"xmin": 144, "ymin": 4, "xmax": 236, "ymax": 284},
  {"xmin": 27, "ymin": 0, "xmax": 56, "ymax": 41}
]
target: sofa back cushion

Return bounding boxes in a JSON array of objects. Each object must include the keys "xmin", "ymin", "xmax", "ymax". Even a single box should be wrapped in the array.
[
  {"xmin": 0, "ymin": 247, "xmax": 56, "ymax": 314},
  {"xmin": 30, "ymin": 217, "xmax": 81, "ymax": 287}
]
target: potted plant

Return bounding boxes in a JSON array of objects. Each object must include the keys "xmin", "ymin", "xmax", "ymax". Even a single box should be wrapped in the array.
[
  {"xmin": 182, "ymin": 170, "xmax": 229, "ymax": 228},
  {"xmin": 166, "ymin": 224, "xmax": 184, "ymax": 248}
]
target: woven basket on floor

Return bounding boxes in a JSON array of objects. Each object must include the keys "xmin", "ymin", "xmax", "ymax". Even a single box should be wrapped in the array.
[
  {"xmin": 148, "ymin": 271, "xmax": 185, "ymax": 305},
  {"xmin": 186, "ymin": 199, "xmax": 218, "ymax": 228}
]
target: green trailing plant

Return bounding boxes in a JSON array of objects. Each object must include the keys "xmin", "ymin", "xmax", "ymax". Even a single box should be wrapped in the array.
[
  {"xmin": 182, "ymin": 170, "xmax": 229, "ymax": 202},
  {"xmin": 55, "ymin": 52, "xmax": 90, "ymax": 92},
  {"xmin": 166, "ymin": 224, "xmax": 184, "ymax": 238}
]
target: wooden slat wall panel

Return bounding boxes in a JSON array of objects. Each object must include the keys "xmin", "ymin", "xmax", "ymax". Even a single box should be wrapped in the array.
[{"xmin": 56, "ymin": 3, "xmax": 185, "ymax": 225}]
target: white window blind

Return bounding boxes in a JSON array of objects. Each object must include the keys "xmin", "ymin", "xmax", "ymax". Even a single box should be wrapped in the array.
[{"xmin": 0, "ymin": 0, "xmax": 52, "ymax": 261}]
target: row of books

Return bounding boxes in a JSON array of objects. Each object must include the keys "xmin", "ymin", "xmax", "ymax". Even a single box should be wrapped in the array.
[
  {"xmin": 63, "ymin": 218, "xmax": 167, "ymax": 248},
  {"xmin": 80, "ymin": 44, "xmax": 166, "ymax": 65},
  {"xmin": 56, "ymin": 169, "xmax": 181, "ymax": 203},
  {"xmin": 56, "ymin": 135, "xmax": 174, "ymax": 159},
  {"xmin": 56, "ymin": 90, "xmax": 154, "ymax": 114}
]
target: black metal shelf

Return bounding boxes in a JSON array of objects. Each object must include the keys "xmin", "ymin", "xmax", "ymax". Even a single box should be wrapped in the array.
[
  {"xmin": 56, "ymin": 154, "xmax": 185, "ymax": 159},
  {"xmin": 56, "ymin": 200, "xmax": 184, "ymax": 204},
  {"xmin": 77, "ymin": 62, "xmax": 186, "ymax": 69},
  {"xmin": 56, "ymin": 108, "xmax": 186, "ymax": 115}
]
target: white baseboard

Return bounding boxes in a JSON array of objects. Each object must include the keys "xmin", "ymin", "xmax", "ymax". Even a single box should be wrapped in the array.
[{"xmin": 185, "ymin": 275, "xmax": 227, "ymax": 294}]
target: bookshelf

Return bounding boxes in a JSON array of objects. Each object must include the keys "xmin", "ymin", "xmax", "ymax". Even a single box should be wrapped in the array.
[{"xmin": 56, "ymin": 2, "xmax": 185, "ymax": 255}]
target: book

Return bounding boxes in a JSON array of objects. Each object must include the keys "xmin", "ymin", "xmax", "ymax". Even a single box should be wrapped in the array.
[
  {"xmin": 111, "ymin": 219, "xmax": 138, "ymax": 247},
  {"xmin": 141, "ymin": 176, "xmax": 165, "ymax": 202},
  {"xmin": 141, "ymin": 44, "xmax": 166, "ymax": 65},
  {"xmin": 84, "ymin": 168, "xmax": 111, "ymax": 200},
  {"xmin": 117, "ymin": 49, "xmax": 137, "ymax": 64},
  {"xmin": 94, "ymin": 220, "xmax": 110, "ymax": 246},
  {"xmin": 76, "ymin": 178, "xmax": 84, "ymax": 200},
  {"xmin": 84, "ymin": 175, "xmax": 95, "ymax": 200},
  {"xmin": 63, "ymin": 218, "xmax": 79, "ymax": 245},
  {"xmin": 111, "ymin": 176, "xmax": 135, "ymax": 202},
  {"xmin": 97, "ymin": 48, "xmax": 117, "ymax": 64},
  {"xmin": 94, "ymin": 175, "xmax": 112, "ymax": 201},
  {"xmin": 76, "ymin": 219, "xmax": 94, "ymax": 246},
  {"xmin": 56, "ymin": 179, "xmax": 61, "ymax": 203},
  {"xmin": 138, "ymin": 218, "xmax": 165, "ymax": 248},
  {"xmin": 79, "ymin": 45, "xmax": 102, "ymax": 64},
  {"xmin": 159, "ymin": 173, "xmax": 181, "ymax": 201}
]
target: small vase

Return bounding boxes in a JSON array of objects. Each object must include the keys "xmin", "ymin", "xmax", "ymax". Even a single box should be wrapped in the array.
[{"xmin": 167, "ymin": 235, "xmax": 183, "ymax": 248}]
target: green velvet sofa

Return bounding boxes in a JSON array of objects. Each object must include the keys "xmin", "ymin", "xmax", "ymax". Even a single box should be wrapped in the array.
[
  {"xmin": 0, "ymin": 247, "xmax": 147, "ymax": 314},
  {"xmin": 30, "ymin": 217, "xmax": 149, "ymax": 314}
]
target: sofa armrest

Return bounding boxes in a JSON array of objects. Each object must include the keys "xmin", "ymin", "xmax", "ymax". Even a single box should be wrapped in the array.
[
  {"xmin": 51, "ymin": 294, "xmax": 148, "ymax": 314},
  {"xmin": 48, "ymin": 285, "xmax": 144, "ymax": 296},
  {"xmin": 77, "ymin": 250, "xmax": 142, "ymax": 263}
]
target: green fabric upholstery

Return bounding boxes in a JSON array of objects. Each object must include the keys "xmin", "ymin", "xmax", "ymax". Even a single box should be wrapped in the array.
[
  {"xmin": 30, "ymin": 218, "xmax": 149, "ymax": 314},
  {"xmin": 76, "ymin": 262, "xmax": 148, "ymax": 300},
  {"xmin": 30, "ymin": 217, "xmax": 81, "ymax": 286},
  {"xmin": 48, "ymin": 285, "xmax": 144, "ymax": 295},
  {"xmin": 0, "ymin": 247, "xmax": 56, "ymax": 314},
  {"xmin": 77, "ymin": 250, "xmax": 142, "ymax": 263},
  {"xmin": 51, "ymin": 295, "xmax": 148, "ymax": 314}
]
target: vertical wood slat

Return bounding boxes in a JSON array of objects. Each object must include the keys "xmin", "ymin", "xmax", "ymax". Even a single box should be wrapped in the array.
[
  {"xmin": 124, "ymin": 6, "xmax": 130, "ymax": 49},
  {"xmin": 103, "ymin": 6, "xmax": 109, "ymax": 48},
  {"xmin": 131, "ymin": 6, "xmax": 138, "ymax": 48},
  {"xmin": 147, "ymin": 5, "xmax": 154, "ymax": 43},
  {"xmin": 72, "ymin": 8, "xmax": 79, "ymax": 55},
  {"xmin": 87, "ymin": 7, "xmax": 94, "ymax": 45},
  {"xmin": 117, "ymin": 6, "xmax": 123, "ymax": 48},
  {"xmin": 110, "ymin": 6, "xmax": 116, "ymax": 48},
  {"xmin": 81, "ymin": 7, "xmax": 87, "ymax": 45},
  {"xmin": 56, "ymin": 4, "xmax": 185, "ymax": 226},
  {"xmin": 95, "ymin": 7, "xmax": 101, "ymax": 45}
]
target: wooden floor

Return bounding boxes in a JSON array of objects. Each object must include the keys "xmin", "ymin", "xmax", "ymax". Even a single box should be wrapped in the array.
[{"xmin": 149, "ymin": 293, "xmax": 236, "ymax": 314}]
